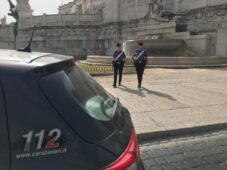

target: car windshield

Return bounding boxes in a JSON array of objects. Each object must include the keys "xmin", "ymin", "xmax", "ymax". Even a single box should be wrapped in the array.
[{"xmin": 39, "ymin": 64, "xmax": 118, "ymax": 143}]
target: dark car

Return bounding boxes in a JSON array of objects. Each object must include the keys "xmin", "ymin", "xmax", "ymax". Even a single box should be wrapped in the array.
[{"xmin": 0, "ymin": 49, "xmax": 143, "ymax": 170}]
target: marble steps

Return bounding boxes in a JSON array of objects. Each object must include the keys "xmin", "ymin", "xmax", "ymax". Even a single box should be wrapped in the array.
[{"xmin": 82, "ymin": 55, "xmax": 227, "ymax": 68}]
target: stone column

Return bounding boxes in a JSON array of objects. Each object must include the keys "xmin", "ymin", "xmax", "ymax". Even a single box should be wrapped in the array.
[
  {"xmin": 89, "ymin": 0, "xmax": 93, "ymax": 14},
  {"xmin": 174, "ymin": 0, "xmax": 181, "ymax": 12},
  {"xmin": 216, "ymin": 21, "xmax": 227, "ymax": 57},
  {"xmin": 76, "ymin": 13, "xmax": 80, "ymax": 24},
  {"xmin": 42, "ymin": 13, "xmax": 47, "ymax": 26},
  {"xmin": 113, "ymin": 0, "xmax": 121, "ymax": 43},
  {"xmin": 82, "ymin": 0, "xmax": 87, "ymax": 13},
  {"xmin": 58, "ymin": 13, "xmax": 62, "ymax": 25},
  {"xmin": 30, "ymin": 15, "xmax": 34, "ymax": 27}
]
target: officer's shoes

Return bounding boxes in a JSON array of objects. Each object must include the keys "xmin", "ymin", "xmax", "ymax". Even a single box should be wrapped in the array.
[
  {"xmin": 113, "ymin": 84, "xmax": 117, "ymax": 88},
  {"xmin": 138, "ymin": 85, "xmax": 142, "ymax": 90},
  {"xmin": 118, "ymin": 83, "xmax": 121, "ymax": 86}
]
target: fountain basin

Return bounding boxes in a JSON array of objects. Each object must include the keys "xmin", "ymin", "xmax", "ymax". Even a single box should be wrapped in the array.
[{"xmin": 123, "ymin": 39, "xmax": 185, "ymax": 56}]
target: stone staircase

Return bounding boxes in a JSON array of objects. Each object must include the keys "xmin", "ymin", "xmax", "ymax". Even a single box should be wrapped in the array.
[
  {"xmin": 149, "ymin": 56, "xmax": 227, "ymax": 68},
  {"xmin": 81, "ymin": 55, "xmax": 227, "ymax": 68}
]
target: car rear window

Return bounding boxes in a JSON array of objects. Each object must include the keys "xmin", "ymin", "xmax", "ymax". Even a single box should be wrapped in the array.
[{"xmin": 39, "ymin": 64, "xmax": 118, "ymax": 143}]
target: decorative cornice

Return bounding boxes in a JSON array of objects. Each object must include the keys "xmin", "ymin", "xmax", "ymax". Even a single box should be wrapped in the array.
[{"xmin": 179, "ymin": 4, "xmax": 227, "ymax": 21}]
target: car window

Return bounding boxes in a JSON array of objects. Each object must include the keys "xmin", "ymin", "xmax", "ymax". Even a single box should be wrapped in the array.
[
  {"xmin": 0, "ymin": 83, "xmax": 10, "ymax": 170},
  {"xmin": 39, "ymin": 64, "xmax": 118, "ymax": 143},
  {"xmin": 62, "ymin": 65, "xmax": 117, "ymax": 121}
]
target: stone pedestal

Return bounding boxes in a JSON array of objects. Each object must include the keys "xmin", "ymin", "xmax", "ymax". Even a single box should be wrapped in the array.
[
  {"xmin": 16, "ymin": 0, "xmax": 33, "ymax": 19},
  {"xmin": 16, "ymin": 0, "xmax": 33, "ymax": 28}
]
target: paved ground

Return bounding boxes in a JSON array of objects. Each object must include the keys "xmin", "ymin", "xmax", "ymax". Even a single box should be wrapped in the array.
[
  {"xmin": 95, "ymin": 68, "xmax": 227, "ymax": 137},
  {"xmin": 140, "ymin": 130, "xmax": 227, "ymax": 170}
]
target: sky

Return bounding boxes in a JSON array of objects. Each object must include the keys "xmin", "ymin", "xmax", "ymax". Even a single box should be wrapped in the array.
[{"xmin": 0, "ymin": 0, "xmax": 72, "ymax": 23}]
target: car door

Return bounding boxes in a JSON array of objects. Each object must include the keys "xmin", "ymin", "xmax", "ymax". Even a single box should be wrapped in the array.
[{"xmin": 0, "ymin": 83, "xmax": 10, "ymax": 170}]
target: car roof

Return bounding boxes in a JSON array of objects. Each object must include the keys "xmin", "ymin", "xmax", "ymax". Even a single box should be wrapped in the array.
[{"xmin": 0, "ymin": 49, "xmax": 74, "ymax": 72}]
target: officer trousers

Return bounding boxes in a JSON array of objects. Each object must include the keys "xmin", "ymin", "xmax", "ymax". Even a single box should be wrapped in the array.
[
  {"xmin": 135, "ymin": 62, "xmax": 146, "ymax": 86},
  {"xmin": 113, "ymin": 62, "xmax": 124, "ymax": 85}
]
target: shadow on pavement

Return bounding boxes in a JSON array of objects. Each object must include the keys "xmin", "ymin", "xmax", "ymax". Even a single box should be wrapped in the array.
[
  {"xmin": 142, "ymin": 87, "xmax": 177, "ymax": 101},
  {"xmin": 118, "ymin": 85, "xmax": 177, "ymax": 101},
  {"xmin": 119, "ymin": 85, "xmax": 145, "ymax": 97}
]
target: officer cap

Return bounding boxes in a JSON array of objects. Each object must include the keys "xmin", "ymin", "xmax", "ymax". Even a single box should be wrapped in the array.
[
  {"xmin": 138, "ymin": 42, "xmax": 144, "ymax": 46},
  {"xmin": 116, "ymin": 43, "xmax": 121, "ymax": 47}
]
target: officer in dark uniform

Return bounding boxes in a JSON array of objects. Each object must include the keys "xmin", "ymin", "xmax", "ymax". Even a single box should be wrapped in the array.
[
  {"xmin": 112, "ymin": 43, "xmax": 126, "ymax": 88},
  {"xmin": 132, "ymin": 42, "xmax": 148, "ymax": 89}
]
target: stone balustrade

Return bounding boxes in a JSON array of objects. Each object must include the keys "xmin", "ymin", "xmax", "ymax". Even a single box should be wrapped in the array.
[{"xmin": 19, "ymin": 13, "xmax": 100, "ymax": 29}]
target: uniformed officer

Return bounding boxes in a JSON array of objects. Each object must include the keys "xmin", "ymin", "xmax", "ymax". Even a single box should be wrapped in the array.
[
  {"xmin": 132, "ymin": 42, "xmax": 148, "ymax": 89},
  {"xmin": 112, "ymin": 43, "xmax": 126, "ymax": 88}
]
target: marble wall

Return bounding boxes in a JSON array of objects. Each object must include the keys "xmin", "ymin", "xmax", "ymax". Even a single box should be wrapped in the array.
[
  {"xmin": 0, "ymin": 25, "xmax": 15, "ymax": 49},
  {"xmin": 216, "ymin": 21, "xmax": 227, "ymax": 57},
  {"xmin": 1, "ymin": 0, "xmax": 227, "ymax": 58}
]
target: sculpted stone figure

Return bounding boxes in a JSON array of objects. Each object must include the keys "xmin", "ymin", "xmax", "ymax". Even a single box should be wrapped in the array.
[
  {"xmin": 7, "ymin": 0, "xmax": 19, "ymax": 22},
  {"xmin": 150, "ymin": 0, "xmax": 163, "ymax": 19},
  {"xmin": 150, "ymin": 0, "xmax": 175, "ymax": 22},
  {"xmin": 60, "ymin": 0, "xmax": 105, "ymax": 14},
  {"xmin": 0, "ymin": 16, "xmax": 7, "ymax": 25}
]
